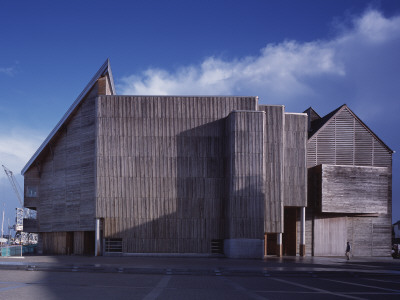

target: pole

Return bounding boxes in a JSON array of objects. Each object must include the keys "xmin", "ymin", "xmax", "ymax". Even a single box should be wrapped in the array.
[
  {"xmin": 300, "ymin": 207, "xmax": 306, "ymax": 256},
  {"xmin": 264, "ymin": 233, "xmax": 267, "ymax": 257},
  {"xmin": 1, "ymin": 204, "xmax": 4, "ymax": 244},
  {"xmin": 95, "ymin": 218, "xmax": 101, "ymax": 256},
  {"xmin": 7, "ymin": 218, "xmax": 11, "ymax": 244},
  {"xmin": 276, "ymin": 233, "xmax": 282, "ymax": 257}
]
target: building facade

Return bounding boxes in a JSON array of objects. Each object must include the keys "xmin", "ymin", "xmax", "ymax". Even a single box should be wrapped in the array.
[
  {"xmin": 22, "ymin": 61, "xmax": 392, "ymax": 257},
  {"xmin": 305, "ymin": 106, "xmax": 393, "ymax": 256}
]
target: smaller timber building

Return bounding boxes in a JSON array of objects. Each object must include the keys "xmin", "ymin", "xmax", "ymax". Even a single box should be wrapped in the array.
[{"xmin": 22, "ymin": 60, "xmax": 393, "ymax": 257}]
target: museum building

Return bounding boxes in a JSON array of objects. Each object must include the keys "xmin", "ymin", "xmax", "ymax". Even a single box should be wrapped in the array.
[{"xmin": 22, "ymin": 60, "xmax": 393, "ymax": 257}]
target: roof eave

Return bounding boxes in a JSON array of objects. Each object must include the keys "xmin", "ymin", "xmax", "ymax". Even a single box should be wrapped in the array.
[
  {"xmin": 21, "ymin": 59, "xmax": 115, "ymax": 175},
  {"xmin": 308, "ymin": 104, "xmax": 394, "ymax": 154}
]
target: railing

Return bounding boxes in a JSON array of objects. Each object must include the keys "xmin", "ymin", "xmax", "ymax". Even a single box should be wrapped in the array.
[
  {"xmin": 0, "ymin": 245, "xmax": 22, "ymax": 257},
  {"xmin": 0, "ymin": 245, "xmax": 37, "ymax": 257}
]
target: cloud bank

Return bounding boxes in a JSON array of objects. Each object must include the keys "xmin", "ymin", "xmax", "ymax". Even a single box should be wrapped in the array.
[
  {"xmin": 117, "ymin": 9, "xmax": 400, "ymax": 118},
  {"xmin": 0, "ymin": 129, "xmax": 44, "ymax": 179}
]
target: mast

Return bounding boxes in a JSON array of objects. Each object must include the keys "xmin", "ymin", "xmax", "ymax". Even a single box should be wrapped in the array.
[{"xmin": 1, "ymin": 204, "xmax": 4, "ymax": 244}]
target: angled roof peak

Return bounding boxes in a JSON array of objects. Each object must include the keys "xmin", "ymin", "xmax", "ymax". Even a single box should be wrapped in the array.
[
  {"xmin": 304, "ymin": 107, "xmax": 322, "ymax": 131},
  {"xmin": 21, "ymin": 60, "xmax": 116, "ymax": 175},
  {"xmin": 307, "ymin": 104, "xmax": 346, "ymax": 137},
  {"xmin": 309, "ymin": 104, "xmax": 393, "ymax": 154},
  {"xmin": 303, "ymin": 107, "xmax": 321, "ymax": 119},
  {"xmin": 77, "ymin": 59, "xmax": 116, "ymax": 98}
]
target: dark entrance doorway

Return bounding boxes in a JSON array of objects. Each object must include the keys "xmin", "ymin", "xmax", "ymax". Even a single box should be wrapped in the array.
[
  {"xmin": 283, "ymin": 207, "xmax": 297, "ymax": 256},
  {"xmin": 83, "ymin": 231, "xmax": 95, "ymax": 255},
  {"xmin": 66, "ymin": 232, "xmax": 74, "ymax": 255},
  {"xmin": 266, "ymin": 234, "xmax": 277, "ymax": 255}
]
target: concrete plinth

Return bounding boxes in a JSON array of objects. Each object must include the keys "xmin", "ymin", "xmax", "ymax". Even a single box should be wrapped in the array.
[{"xmin": 224, "ymin": 239, "xmax": 263, "ymax": 259}]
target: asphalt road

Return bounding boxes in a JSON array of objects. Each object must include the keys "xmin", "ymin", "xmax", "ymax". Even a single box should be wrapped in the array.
[
  {"xmin": 1, "ymin": 256, "xmax": 400, "ymax": 299},
  {"xmin": 1, "ymin": 268, "xmax": 400, "ymax": 299}
]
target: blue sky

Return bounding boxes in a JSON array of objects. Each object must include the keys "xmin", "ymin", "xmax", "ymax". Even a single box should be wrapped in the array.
[{"xmin": 1, "ymin": 0, "xmax": 400, "ymax": 229}]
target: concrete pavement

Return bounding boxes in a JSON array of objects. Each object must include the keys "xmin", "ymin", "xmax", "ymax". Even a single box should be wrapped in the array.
[{"xmin": 1, "ymin": 255, "xmax": 400, "ymax": 277}]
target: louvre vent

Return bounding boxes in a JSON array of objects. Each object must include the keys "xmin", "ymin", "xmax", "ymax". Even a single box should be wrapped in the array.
[
  {"xmin": 355, "ymin": 121, "xmax": 372, "ymax": 165},
  {"xmin": 211, "ymin": 239, "xmax": 224, "ymax": 254},
  {"xmin": 308, "ymin": 107, "xmax": 391, "ymax": 168},
  {"xmin": 105, "ymin": 238, "xmax": 123, "ymax": 253}
]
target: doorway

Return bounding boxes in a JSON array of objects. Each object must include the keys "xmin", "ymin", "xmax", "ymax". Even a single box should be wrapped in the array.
[
  {"xmin": 283, "ymin": 207, "xmax": 297, "ymax": 256},
  {"xmin": 266, "ymin": 234, "xmax": 277, "ymax": 255},
  {"xmin": 83, "ymin": 231, "xmax": 95, "ymax": 255},
  {"xmin": 66, "ymin": 232, "xmax": 74, "ymax": 255},
  {"xmin": 314, "ymin": 216, "xmax": 346, "ymax": 256}
]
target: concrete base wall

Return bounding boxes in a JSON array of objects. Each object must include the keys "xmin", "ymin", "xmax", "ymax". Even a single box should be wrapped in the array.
[{"xmin": 224, "ymin": 239, "xmax": 263, "ymax": 258}]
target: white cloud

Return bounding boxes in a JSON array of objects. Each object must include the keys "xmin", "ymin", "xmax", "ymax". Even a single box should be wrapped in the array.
[
  {"xmin": 0, "ymin": 129, "xmax": 44, "ymax": 179},
  {"xmin": 0, "ymin": 62, "xmax": 18, "ymax": 77},
  {"xmin": 118, "ymin": 40, "xmax": 345, "ymax": 100},
  {"xmin": 117, "ymin": 9, "xmax": 400, "ymax": 118},
  {"xmin": 353, "ymin": 10, "xmax": 400, "ymax": 43}
]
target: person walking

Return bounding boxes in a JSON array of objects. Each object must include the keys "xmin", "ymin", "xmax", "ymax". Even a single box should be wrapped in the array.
[{"xmin": 345, "ymin": 241, "xmax": 351, "ymax": 260}]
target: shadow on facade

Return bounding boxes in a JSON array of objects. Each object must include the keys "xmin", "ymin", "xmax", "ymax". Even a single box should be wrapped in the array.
[
  {"xmin": 28, "ymin": 121, "xmax": 275, "ymax": 299},
  {"xmin": 96, "ymin": 118, "xmax": 266, "ymax": 255}
]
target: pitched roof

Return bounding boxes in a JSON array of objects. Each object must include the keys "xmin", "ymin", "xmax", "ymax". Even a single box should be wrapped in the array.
[
  {"xmin": 303, "ymin": 107, "xmax": 321, "ymax": 122},
  {"xmin": 21, "ymin": 59, "xmax": 115, "ymax": 175},
  {"xmin": 308, "ymin": 104, "xmax": 393, "ymax": 154},
  {"xmin": 307, "ymin": 105, "xmax": 344, "ymax": 138}
]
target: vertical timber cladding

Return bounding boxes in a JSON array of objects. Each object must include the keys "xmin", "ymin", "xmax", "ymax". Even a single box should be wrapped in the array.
[
  {"xmin": 41, "ymin": 232, "xmax": 68, "ymax": 255},
  {"xmin": 283, "ymin": 113, "xmax": 307, "ymax": 207},
  {"xmin": 307, "ymin": 106, "xmax": 393, "ymax": 256},
  {"xmin": 95, "ymin": 96, "xmax": 257, "ymax": 253},
  {"xmin": 259, "ymin": 105, "xmax": 284, "ymax": 234},
  {"xmin": 226, "ymin": 111, "xmax": 265, "ymax": 239},
  {"xmin": 347, "ymin": 217, "xmax": 392, "ymax": 257},
  {"xmin": 283, "ymin": 113, "xmax": 308, "ymax": 255},
  {"xmin": 24, "ymin": 85, "xmax": 98, "ymax": 235},
  {"xmin": 24, "ymin": 167, "xmax": 40, "ymax": 210},
  {"xmin": 314, "ymin": 216, "xmax": 347, "ymax": 256}
]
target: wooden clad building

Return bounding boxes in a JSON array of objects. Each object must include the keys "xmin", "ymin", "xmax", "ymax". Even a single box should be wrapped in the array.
[
  {"xmin": 21, "ymin": 61, "xmax": 392, "ymax": 257},
  {"xmin": 305, "ymin": 105, "xmax": 393, "ymax": 256}
]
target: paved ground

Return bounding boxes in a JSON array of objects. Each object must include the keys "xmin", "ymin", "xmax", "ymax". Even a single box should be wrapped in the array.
[{"xmin": 0, "ymin": 255, "xmax": 399, "ymax": 299}]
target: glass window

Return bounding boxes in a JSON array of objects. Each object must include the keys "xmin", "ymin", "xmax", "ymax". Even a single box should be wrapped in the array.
[{"xmin": 26, "ymin": 186, "xmax": 38, "ymax": 197}]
